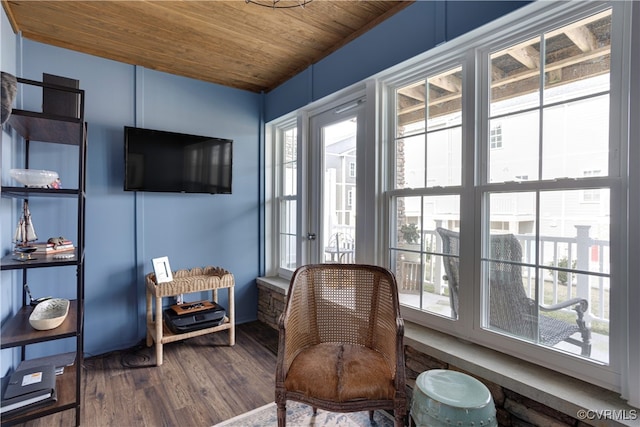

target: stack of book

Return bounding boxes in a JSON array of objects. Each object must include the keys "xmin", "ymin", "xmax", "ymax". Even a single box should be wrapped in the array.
[
  {"xmin": 31, "ymin": 240, "xmax": 74, "ymax": 254},
  {"xmin": 0, "ymin": 364, "xmax": 57, "ymax": 416}
]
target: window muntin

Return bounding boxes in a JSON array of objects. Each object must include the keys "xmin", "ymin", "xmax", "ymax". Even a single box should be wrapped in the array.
[
  {"xmin": 391, "ymin": 195, "xmax": 460, "ymax": 319},
  {"xmin": 482, "ymin": 10, "xmax": 612, "ymax": 363},
  {"xmin": 489, "ymin": 12, "xmax": 612, "ymax": 183},
  {"xmin": 395, "ymin": 67, "xmax": 463, "ymax": 189},
  {"xmin": 391, "ymin": 66, "xmax": 463, "ymax": 317},
  {"xmin": 483, "ymin": 190, "xmax": 609, "ymax": 363}
]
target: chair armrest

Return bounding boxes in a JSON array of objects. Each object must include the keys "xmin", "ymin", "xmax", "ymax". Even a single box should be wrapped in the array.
[
  {"xmin": 276, "ymin": 312, "xmax": 289, "ymax": 383},
  {"xmin": 394, "ymin": 317, "xmax": 406, "ymax": 391},
  {"xmin": 539, "ymin": 297, "xmax": 588, "ymax": 313},
  {"xmin": 396, "ymin": 317, "xmax": 405, "ymax": 337}
]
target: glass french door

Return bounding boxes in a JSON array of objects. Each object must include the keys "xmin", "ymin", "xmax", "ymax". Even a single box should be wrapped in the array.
[{"xmin": 307, "ymin": 99, "xmax": 365, "ymax": 264}]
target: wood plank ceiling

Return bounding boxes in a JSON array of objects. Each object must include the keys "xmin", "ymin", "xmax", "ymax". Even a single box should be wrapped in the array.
[{"xmin": 1, "ymin": 0, "xmax": 413, "ymax": 93}]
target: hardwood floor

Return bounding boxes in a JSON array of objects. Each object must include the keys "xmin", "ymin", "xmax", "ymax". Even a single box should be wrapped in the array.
[{"xmin": 18, "ymin": 321, "xmax": 279, "ymax": 427}]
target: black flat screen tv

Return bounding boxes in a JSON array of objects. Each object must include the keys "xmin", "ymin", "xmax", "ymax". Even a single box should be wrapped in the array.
[{"xmin": 124, "ymin": 126, "xmax": 232, "ymax": 194}]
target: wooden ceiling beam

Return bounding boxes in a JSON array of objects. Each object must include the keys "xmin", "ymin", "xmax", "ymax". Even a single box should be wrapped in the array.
[
  {"xmin": 397, "ymin": 45, "xmax": 611, "ymax": 126},
  {"xmin": 508, "ymin": 45, "xmax": 540, "ymax": 70},
  {"xmin": 564, "ymin": 26, "xmax": 597, "ymax": 52}
]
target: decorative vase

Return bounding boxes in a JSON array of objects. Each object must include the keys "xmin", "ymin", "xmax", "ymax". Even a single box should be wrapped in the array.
[{"xmin": 1, "ymin": 72, "xmax": 18, "ymax": 125}]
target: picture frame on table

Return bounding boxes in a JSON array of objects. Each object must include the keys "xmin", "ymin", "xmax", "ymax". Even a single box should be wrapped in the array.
[{"xmin": 152, "ymin": 256, "xmax": 173, "ymax": 284}]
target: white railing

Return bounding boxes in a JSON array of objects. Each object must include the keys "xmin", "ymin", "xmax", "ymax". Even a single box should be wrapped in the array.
[
  {"xmin": 394, "ymin": 225, "xmax": 610, "ymax": 323},
  {"xmin": 517, "ymin": 226, "xmax": 609, "ymax": 323}
]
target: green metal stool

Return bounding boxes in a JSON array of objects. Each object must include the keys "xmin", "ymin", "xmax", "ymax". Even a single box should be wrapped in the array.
[{"xmin": 410, "ymin": 369, "xmax": 497, "ymax": 427}]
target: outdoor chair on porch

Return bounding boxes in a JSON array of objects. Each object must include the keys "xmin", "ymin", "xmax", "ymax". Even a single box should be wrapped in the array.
[
  {"xmin": 275, "ymin": 264, "xmax": 407, "ymax": 427},
  {"xmin": 436, "ymin": 227, "xmax": 592, "ymax": 357},
  {"xmin": 324, "ymin": 232, "xmax": 355, "ymax": 263}
]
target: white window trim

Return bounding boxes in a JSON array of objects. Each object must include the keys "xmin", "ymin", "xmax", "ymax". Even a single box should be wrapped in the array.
[{"xmin": 375, "ymin": 0, "xmax": 636, "ymax": 404}]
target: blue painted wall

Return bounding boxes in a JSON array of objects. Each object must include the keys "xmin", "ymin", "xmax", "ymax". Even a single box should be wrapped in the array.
[
  {"xmin": 1, "ymin": 0, "xmax": 528, "ymax": 359},
  {"xmin": 1, "ymin": 39, "xmax": 261, "ymax": 358},
  {"xmin": 264, "ymin": 1, "xmax": 530, "ymax": 121}
]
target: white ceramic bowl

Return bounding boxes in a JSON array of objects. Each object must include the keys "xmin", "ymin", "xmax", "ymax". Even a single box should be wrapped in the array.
[
  {"xmin": 29, "ymin": 298, "xmax": 70, "ymax": 330},
  {"xmin": 10, "ymin": 169, "xmax": 59, "ymax": 187}
]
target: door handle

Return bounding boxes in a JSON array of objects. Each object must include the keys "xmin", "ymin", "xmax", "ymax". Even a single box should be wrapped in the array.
[{"xmin": 307, "ymin": 233, "xmax": 316, "ymax": 241}]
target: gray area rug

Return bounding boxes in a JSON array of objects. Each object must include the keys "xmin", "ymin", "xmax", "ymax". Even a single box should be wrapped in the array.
[{"xmin": 213, "ymin": 401, "xmax": 395, "ymax": 427}]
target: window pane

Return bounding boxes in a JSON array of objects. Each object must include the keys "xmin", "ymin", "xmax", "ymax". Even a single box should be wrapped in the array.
[
  {"xmin": 490, "ymin": 36, "xmax": 541, "ymax": 117},
  {"xmin": 539, "ymin": 189, "xmax": 610, "ymax": 362},
  {"xmin": 279, "ymin": 199, "xmax": 296, "ymax": 270},
  {"xmin": 397, "ymin": 80, "xmax": 426, "ymax": 139},
  {"xmin": 488, "ymin": 111, "xmax": 540, "ymax": 183},
  {"xmin": 393, "ymin": 195, "xmax": 460, "ymax": 319},
  {"xmin": 400, "ymin": 134, "xmax": 426, "ymax": 189},
  {"xmin": 427, "ymin": 67, "xmax": 462, "ymax": 128},
  {"xmin": 427, "ymin": 127, "xmax": 462, "ymax": 187},
  {"xmin": 543, "ymin": 11, "xmax": 611, "ymax": 104},
  {"xmin": 283, "ymin": 127, "xmax": 297, "ymax": 196},
  {"xmin": 542, "ymin": 94, "xmax": 609, "ymax": 179}
]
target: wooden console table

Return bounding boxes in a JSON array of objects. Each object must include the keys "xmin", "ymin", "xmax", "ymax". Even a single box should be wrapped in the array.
[{"xmin": 145, "ymin": 266, "xmax": 235, "ymax": 366}]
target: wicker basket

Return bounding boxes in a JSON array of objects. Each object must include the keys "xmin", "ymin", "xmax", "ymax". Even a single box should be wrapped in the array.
[{"xmin": 145, "ymin": 266, "xmax": 234, "ymax": 297}]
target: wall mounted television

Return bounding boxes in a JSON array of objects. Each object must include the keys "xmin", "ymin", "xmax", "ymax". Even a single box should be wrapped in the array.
[{"xmin": 124, "ymin": 126, "xmax": 232, "ymax": 194}]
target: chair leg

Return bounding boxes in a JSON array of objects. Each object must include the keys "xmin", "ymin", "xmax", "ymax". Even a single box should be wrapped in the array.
[
  {"xmin": 582, "ymin": 341, "xmax": 592, "ymax": 357},
  {"xmin": 312, "ymin": 406, "xmax": 318, "ymax": 415},
  {"xmin": 575, "ymin": 304, "xmax": 592, "ymax": 357},
  {"xmin": 276, "ymin": 401, "xmax": 286, "ymax": 427},
  {"xmin": 394, "ymin": 412, "xmax": 405, "ymax": 427},
  {"xmin": 369, "ymin": 410, "xmax": 374, "ymax": 422}
]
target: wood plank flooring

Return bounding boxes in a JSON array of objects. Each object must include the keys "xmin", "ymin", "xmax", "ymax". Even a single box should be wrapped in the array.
[{"xmin": 16, "ymin": 321, "xmax": 279, "ymax": 427}]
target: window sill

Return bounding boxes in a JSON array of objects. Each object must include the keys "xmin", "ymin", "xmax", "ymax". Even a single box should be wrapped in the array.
[
  {"xmin": 256, "ymin": 276, "xmax": 289, "ymax": 295},
  {"xmin": 404, "ymin": 322, "xmax": 638, "ymax": 426}
]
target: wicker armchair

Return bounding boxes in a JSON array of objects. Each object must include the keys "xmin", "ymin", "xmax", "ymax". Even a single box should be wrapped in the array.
[
  {"xmin": 436, "ymin": 227, "xmax": 591, "ymax": 357},
  {"xmin": 275, "ymin": 264, "xmax": 407, "ymax": 427}
]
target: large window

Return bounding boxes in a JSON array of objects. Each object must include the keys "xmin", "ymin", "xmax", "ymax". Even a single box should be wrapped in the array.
[
  {"xmin": 384, "ymin": 2, "xmax": 629, "ymax": 394},
  {"xmin": 389, "ymin": 65, "xmax": 463, "ymax": 318},
  {"xmin": 267, "ymin": 119, "xmax": 299, "ymax": 278}
]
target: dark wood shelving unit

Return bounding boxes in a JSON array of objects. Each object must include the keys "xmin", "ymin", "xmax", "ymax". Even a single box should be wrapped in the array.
[
  {"xmin": 5, "ymin": 109, "xmax": 83, "ymax": 145},
  {"xmin": 1, "ymin": 77, "xmax": 86, "ymax": 426},
  {"xmin": 0, "ymin": 250, "xmax": 82, "ymax": 271},
  {"xmin": 0, "ymin": 187, "xmax": 80, "ymax": 198}
]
